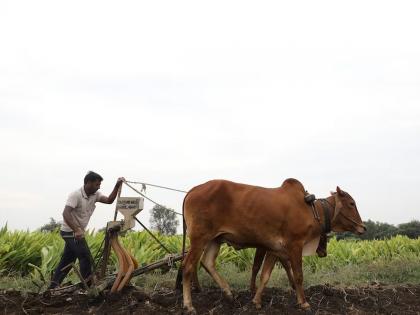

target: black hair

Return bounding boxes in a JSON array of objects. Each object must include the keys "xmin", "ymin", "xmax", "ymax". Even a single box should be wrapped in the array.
[{"xmin": 84, "ymin": 171, "xmax": 103, "ymax": 184}]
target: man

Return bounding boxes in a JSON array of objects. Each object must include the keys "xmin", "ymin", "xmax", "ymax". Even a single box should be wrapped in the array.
[{"xmin": 48, "ymin": 171, "xmax": 125, "ymax": 289}]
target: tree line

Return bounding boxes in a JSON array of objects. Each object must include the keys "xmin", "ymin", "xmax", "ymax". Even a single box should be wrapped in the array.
[{"xmin": 335, "ymin": 220, "xmax": 420, "ymax": 240}]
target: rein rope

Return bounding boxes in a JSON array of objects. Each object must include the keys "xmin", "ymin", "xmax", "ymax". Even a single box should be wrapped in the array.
[
  {"xmin": 123, "ymin": 180, "xmax": 184, "ymax": 216},
  {"xmin": 125, "ymin": 180, "xmax": 187, "ymax": 193},
  {"xmin": 340, "ymin": 210, "xmax": 365, "ymax": 228}
]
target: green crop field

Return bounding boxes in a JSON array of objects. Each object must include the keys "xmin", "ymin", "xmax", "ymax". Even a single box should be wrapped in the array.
[{"xmin": 1, "ymin": 225, "xmax": 420, "ymax": 292}]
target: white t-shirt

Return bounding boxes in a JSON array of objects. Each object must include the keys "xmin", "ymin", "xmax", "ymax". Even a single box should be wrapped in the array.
[{"xmin": 60, "ymin": 187, "xmax": 104, "ymax": 232}]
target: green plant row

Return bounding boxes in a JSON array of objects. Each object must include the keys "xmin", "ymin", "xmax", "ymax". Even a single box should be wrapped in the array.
[{"xmin": 1, "ymin": 225, "xmax": 420, "ymax": 278}]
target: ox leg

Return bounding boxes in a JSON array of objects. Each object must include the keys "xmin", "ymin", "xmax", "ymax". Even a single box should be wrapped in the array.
[
  {"xmin": 252, "ymin": 252, "xmax": 277, "ymax": 309},
  {"xmin": 250, "ymin": 247, "xmax": 266, "ymax": 293},
  {"xmin": 289, "ymin": 245, "xmax": 310, "ymax": 310},
  {"xmin": 279, "ymin": 258, "xmax": 295, "ymax": 290},
  {"xmin": 182, "ymin": 241, "xmax": 207, "ymax": 314},
  {"xmin": 191, "ymin": 267, "xmax": 201, "ymax": 293},
  {"xmin": 201, "ymin": 240, "xmax": 233, "ymax": 299}
]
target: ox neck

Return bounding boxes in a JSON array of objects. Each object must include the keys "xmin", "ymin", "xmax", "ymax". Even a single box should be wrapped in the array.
[{"xmin": 315, "ymin": 196, "xmax": 335, "ymax": 234}]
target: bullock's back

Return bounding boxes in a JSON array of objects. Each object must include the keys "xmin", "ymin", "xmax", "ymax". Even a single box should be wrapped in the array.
[{"xmin": 183, "ymin": 179, "xmax": 310, "ymax": 235}]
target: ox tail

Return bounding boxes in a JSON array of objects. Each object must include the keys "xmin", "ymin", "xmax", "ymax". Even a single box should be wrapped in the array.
[
  {"xmin": 181, "ymin": 193, "xmax": 187, "ymax": 260},
  {"xmin": 175, "ymin": 191, "xmax": 188, "ymax": 291}
]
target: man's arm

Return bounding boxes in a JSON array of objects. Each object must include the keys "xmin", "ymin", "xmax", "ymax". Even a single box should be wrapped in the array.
[
  {"xmin": 62, "ymin": 206, "xmax": 84, "ymax": 239},
  {"xmin": 98, "ymin": 177, "xmax": 125, "ymax": 204}
]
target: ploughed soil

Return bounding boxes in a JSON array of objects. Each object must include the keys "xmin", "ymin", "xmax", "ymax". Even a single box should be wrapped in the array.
[{"xmin": 1, "ymin": 284, "xmax": 420, "ymax": 314}]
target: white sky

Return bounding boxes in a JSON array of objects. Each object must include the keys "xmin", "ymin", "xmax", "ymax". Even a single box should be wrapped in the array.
[{"xmin": 1, "ymin": 1, "xmax": 419, "ymax": 232}]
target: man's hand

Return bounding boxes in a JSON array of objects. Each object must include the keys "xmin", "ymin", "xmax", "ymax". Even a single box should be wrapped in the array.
[
  {"xmin": 99, "ymin": 177, "xmax": 126, "ymax": 204},
  {"xmin": 117, "ymin": 177, "xmax": 126, "ymax": 186},
  {"xmin": 74, "ymin": 228, "xmax": 84, "ymax": 240}
]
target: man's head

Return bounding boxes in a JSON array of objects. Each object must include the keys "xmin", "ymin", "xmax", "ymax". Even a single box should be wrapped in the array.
[{"xmin": 83, "ymin": 171, "xmax": 103, "ymax": 195}]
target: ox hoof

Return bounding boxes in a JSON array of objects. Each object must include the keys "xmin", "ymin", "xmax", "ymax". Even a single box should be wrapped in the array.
[
  {"xmin": 298, "ymin": 302, "xmax": 311, "ymax": 310},
  {"xmin": 252, "ymin": 299, "xmax": 262, "ymax": 309},
  {"xmin": 183, "ymin": 306, "xmax": 197, "ymax": 315},
  {"xmin": 223, "ymin": 291, "xmax": 234, "ymax": 302}
]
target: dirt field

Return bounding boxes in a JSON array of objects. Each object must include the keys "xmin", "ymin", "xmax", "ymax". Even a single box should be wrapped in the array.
[{"xmin": 1, "ymin": 284, "xmax": 419, "ymax": 314}]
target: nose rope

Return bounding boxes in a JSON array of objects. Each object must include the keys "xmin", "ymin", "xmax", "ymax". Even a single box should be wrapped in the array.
[{"xmin": 340, "ymin": 211, "xmax": 365, "ymax": 228}]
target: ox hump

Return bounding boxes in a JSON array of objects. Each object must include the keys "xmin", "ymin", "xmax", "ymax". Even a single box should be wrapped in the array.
[{"xmin": 282, "ymin": 178, "xmax": 305, "ymax": 190}]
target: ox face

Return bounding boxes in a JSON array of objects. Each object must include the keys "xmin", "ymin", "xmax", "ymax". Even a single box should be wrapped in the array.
[{"xmin": 332, "ymin": 187, "xmax": 366, "ymax": 235}]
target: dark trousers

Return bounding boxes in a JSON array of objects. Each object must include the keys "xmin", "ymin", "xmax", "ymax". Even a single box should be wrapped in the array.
[{"xmin": 49, "ymin": 231, "xmax": 93, "ymax": 289}]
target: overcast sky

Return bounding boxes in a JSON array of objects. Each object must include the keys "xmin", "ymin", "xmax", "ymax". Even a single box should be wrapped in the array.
[{"xmin": 1, "ymin": 1, "xmax": 419, "ymax": 232}]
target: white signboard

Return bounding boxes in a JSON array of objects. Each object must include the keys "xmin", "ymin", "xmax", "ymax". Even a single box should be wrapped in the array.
[
  {"xmin": 116, "ymin": 197, "xmax": 144, "ymax": 230},
  {"xmin": 117, "ymin": 197, "xmax": 144, "ymax": 212}
]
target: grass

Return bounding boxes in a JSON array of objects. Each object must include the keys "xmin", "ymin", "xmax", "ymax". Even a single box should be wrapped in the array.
[
  {"xmin": 0, "ymin": 274, "xmax": 37, "ymax": 292},
  {"xmin": 2, "ymin": 257, "xmax": 420, "ymax": 293},
  {"xmin": 1, "ymin": 227, "xmax": 419, "ymax": 293},
  {"xmin": 129, "ymin": 257, "xmax": 420, "ymax": 293},
  {"xmin": 301, "ymin": 258, "xmax": 420, "ymax": 287}
]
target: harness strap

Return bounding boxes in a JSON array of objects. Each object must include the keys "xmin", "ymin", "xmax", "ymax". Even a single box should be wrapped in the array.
[
  {"xmin": 306, "ymin": 194, "xmax": 333, "ymax": 234},
  {"xmin": 319, "ymin": 199, "xmax": 331, "ymax": 234},
  {"xmin": 310, "ymin": 202, "xmax": 320, "ymax": 222}
]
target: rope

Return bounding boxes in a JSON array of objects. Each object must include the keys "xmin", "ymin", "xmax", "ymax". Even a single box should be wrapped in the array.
[
  {"xmin": 123, "ymin": 181, "xmax": 183, "ymax": 216},
  {"xmin": 125, "ymin": 180, "xmax": 187, "ymax": 193},
  {"xmin": 134, "ymin": 217, "xmax": 172, "ymax": 254}
]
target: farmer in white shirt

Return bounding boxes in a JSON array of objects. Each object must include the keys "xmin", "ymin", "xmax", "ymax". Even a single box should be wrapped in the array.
[{"xmin": 48, "ymin": 171, "xmax": 124, "ymax": 289}]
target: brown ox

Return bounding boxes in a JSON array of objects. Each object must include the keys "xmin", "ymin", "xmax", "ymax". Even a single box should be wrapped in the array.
[{"xmin": 181, "ymin": 178, "xmax": 365, "ymax": 313}]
